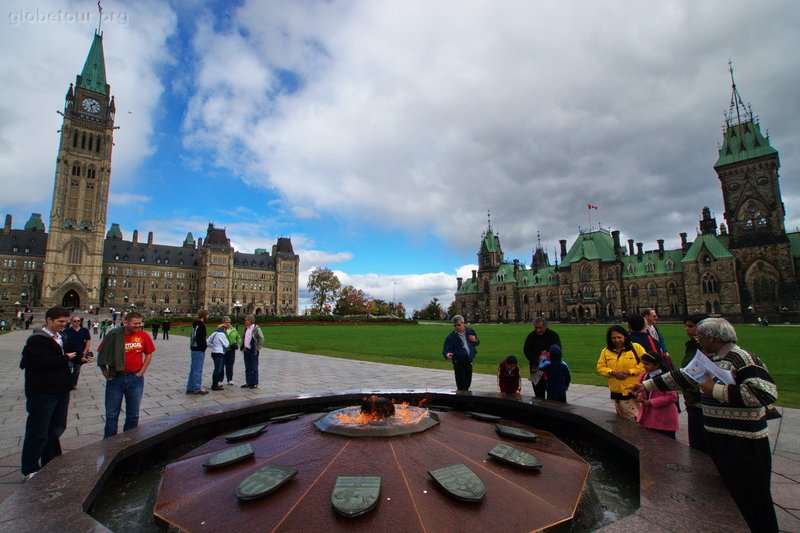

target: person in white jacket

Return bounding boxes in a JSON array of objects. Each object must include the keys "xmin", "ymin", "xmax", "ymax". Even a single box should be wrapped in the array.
[{"xmin": 206, "ymin": 323, "xmax": 230, "ymax": 391}]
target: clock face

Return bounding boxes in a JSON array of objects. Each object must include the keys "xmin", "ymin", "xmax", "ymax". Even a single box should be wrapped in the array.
[{"xmin": 82, "ymin": 98, "xmax": 101, "ymax": 114}]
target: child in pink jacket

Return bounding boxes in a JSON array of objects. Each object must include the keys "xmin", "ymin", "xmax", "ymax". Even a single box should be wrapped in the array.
[{"xmin": 635, "ymin": 352, "xmax": 679, "ymax": 438}]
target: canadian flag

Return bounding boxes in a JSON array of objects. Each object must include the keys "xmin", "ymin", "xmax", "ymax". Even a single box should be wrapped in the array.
[{"xmin": 587, "ymin": 204, "xmax": 599, "ymax": 210}]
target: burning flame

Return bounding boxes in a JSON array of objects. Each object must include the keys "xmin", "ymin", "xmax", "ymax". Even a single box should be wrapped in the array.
[{"xmin": 334, "ymin": 398, "xmax": 430, "ymax": 426}]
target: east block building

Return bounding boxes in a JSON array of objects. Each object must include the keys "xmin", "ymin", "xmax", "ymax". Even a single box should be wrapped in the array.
[
  {"xmin": 455, "ymin": 79, "xmax": 799, "ymax": 324},
  {"xmin": 0, "ymin": 31, "xmax": 299, "ymax": 317}
]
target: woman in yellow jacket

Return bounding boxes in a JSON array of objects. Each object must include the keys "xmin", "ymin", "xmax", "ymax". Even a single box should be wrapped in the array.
[{"xmin": 596, "ymin": 325, "xmax": 646, "ymax": 420}]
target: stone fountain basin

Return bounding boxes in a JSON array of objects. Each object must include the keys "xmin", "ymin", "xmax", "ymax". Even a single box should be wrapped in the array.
[{"xmin": 0, "ymin": 389, "xmax": 748, "ymax": 532}]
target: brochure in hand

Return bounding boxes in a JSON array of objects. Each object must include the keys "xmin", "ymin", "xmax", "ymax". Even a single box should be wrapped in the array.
[{"xmin": 680, "ymin": 349, "xmax": 734, "ymax": 385}]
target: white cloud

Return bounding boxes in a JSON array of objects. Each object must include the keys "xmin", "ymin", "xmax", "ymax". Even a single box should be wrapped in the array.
[
  {"xmin": 179, "ymin": 0, "xmax": 800, "ymax": 258},
  {"xmin": 108, "ymin": 192, "xmax": 151, "ymax": 206}
]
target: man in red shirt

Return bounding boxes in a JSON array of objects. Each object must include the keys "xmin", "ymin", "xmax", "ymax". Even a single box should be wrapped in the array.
[{"xmin": 96, "ymin": 311, "xmax": 155, "ymax": 438}]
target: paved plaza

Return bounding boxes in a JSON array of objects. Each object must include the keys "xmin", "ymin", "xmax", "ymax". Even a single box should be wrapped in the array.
[{"xmin": 0, "ymin": 326, "xmax": 798, "ymax": 530}]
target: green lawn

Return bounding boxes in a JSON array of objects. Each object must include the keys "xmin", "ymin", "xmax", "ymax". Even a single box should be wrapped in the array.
[{"xmin": 175, "ymin": 322, "xmax": 799, "ymax": 408}]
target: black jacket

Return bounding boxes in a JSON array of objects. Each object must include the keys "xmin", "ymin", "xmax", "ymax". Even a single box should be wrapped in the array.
[
  {"xmin": 20, "ymin": 329, "xmax": 72, "ymax": 397},
  {"xmin": 522, "ymin": 329, "xmax": 561, "ymax": 371}
]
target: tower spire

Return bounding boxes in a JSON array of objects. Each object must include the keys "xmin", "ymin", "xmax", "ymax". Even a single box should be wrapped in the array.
[{"xmin": 727, "ymin": 60, "xmax": 752, "ymax": 127}]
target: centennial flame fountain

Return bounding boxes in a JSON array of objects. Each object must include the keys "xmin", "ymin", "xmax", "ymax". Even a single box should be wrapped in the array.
[
  {"xmin": 0, "ymin": 390, "xmax": 747, "ymax": 532},
  {"xmin": 153, "ymin": 394, "xmax": 592, "ymax": 532}
]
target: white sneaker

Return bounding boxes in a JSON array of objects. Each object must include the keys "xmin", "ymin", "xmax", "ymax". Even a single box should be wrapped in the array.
[
  {"xmin": 23, "ymin": 471, "xmax": 38, "ymax": 482},
  {"xmin": 227, "ymin": 381, "xmax": 235, "ymax": 386}
]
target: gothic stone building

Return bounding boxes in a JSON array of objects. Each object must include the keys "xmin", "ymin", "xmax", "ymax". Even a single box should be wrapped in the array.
[
  {"xmin": 0, "ymin": 31, "xmax": 299, "ymax": 317},
  {"xmin": 455, "ymin": 81, "xmax": 799, "ymax": 323}
]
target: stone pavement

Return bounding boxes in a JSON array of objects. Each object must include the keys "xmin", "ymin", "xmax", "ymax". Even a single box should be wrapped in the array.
[{"xmin": 0, "ymin": 327, "xmax": 797, "ymax": 531}]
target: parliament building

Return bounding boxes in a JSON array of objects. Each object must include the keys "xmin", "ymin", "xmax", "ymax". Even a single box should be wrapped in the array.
[
  {"xmin": 455, "ymin": 76, "xmax": 799, "ymax": 323},
  {"xmin": 0, "ymin": 31, "xmax": 299, "ymax": 317}
]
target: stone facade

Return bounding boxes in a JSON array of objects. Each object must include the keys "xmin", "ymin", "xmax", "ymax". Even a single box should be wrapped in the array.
[
  {"xmin": 456, "ymin": 82, "xmax": 799, "ymax": 323},
  {"xmin": 0, "ymin": 31, "xmax": 299, "ymax": 317}
]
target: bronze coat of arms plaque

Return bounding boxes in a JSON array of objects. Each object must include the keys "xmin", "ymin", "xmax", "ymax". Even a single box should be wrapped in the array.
[
  {"xmin": 224, "ymin": 424, "xmax": 267, "ymax": 442},
  {"xmin": 488, "ymin": 442, "xmax": 543, "ymax": 470},
  {"xmin": 495, "ymin": 424, "xmax": 538, "ymax": 441},
  {"xmin": 466, "ymin": 411, "xmax": 502, "ymax": 422},
  {"xmin": 428, "ymin": 463, "xmax": 486, "ymax": 502},
  {"xmin": 331, "ymin": 476, "xmax": 381, "ymax": 518},
  {"xmin": 202, "ymin": 443, "xmax": 255, "ymax": 470},
  {"xmin": 236, "ymin": 464, "xmax": 298, "ymax": 501},
  {"xmin": 270, "ymin": 412, "xmax": 303, "ymax": 423}
]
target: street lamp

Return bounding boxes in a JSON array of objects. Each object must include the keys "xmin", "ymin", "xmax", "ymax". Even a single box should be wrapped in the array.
[
  {"xmin": 392, "ymin": 282, "xmax": 398, "ymax": 316},
  {"xmin": 233, "ymin": 301, "xmax": 242, "ymax": 332}
]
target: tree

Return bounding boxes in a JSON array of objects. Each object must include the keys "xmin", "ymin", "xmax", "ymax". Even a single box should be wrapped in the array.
[
  {"xmin": 334, "ymin": 285, "xmax": 370, "ymax": 315},
  {"xmin": 446, "ymin": 300, "xmax": 458, "ymax": 319},
  {"xmin": 307, "ymin": 267, "xmax": 341, "ymax": 314},
  {"xmin": 414, "ymin": 297, "xmax": 445, "ymax": 320}
]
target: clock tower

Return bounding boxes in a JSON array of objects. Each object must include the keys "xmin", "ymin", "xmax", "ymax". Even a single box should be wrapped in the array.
[{"xmin": 42, "ymin": 31, "xmax": 115, "ymax": 309}]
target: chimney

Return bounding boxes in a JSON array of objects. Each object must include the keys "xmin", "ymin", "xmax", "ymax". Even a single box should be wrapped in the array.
[
  {"xmin": 559, "ymin": 239, "xmax": 567, "ymax": 259},
  {"xmin": 132, "ymin": 230, "xmax": 138, "ymax": 244},
  {"xmin": 636, "ymin": 242, "xmax": 643, "ymax": 261},
  {"xmin": 612, "ymin": 230, "xmax": 621, "ymax": 258},
  {"xmin": 147, "ymin": 231, "xmax": 154, "ymax": 246},
  {"xmin": 627, "ymin": 239, "xmax": 634, "ymax": 255},
  {"xmin": 197, "ymin": 237, "xmax": 203, "ymax": 249},
  {"xmin": 457, "ymin": 277, "xmax": 463, "ymax": 290},
  {"xmin": 471, "ymin": 269, "xmax": 477, "ymax": 282},
  {"xmin": 513, "ymin": 258, "xmax": 519, "ymax": 278},
  {"xmin": 657, "ymin": 239, "xmax": 664, "ymax": 259},
  {"xmin": 679, "ymin": 232, "xmax": 688, "ymax": 253},
  {"xmin": 3, "ymin": 214, "xmax": 10, "ymax": 235}
]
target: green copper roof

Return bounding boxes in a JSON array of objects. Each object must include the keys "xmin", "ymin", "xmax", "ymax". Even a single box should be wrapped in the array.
[
  {"xmin": 106, "ymin": 223, "xmax": 122, "ymax": 239},
  {"xmin": 621, "ymin": 249, "xmax": 683, "ymax": 278},
  {"xmin": 78, "ymin": 32, "xmax": 108, "ymax": 95},
  {"xmin": 788, "ymin": 232, "xmax": 800, "ymax": 258},
  {"xmin": 681, "ymin": 234, "xmax": 733, "ymax": 262},
  {"xmin": 517, "ymin": 266, "xmax": 558, "ymax": 287},
  {"xmin": 481, "ymin": 229, "xmax": 501, "ymax": 253},
  {"xmin": 24, "ymin": 213, "xmax": 45, "ymax": 232},
  {"xmin": 183, "ymin": 232, "xmax": 195, "ymax": 246},
  {"xmin": 456, "ymin": 277, "xmax": 480, "ymax": 295},
  {"xmin": 714, "ymin": 120, "xmax": 777, "ymax": 169},
  {"xmin": 489, "ymin": 262, "xmax": 521, "ymax": 285},
  {"xmin": 560, "ymin": 231, "xmax": 616, "ymax": 266}
]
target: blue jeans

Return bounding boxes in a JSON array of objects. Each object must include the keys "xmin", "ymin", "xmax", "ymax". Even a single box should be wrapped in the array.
[
  {"xmin": 243, "ymin": 349, "xmax": 259, "ymax": 386},
  {"xmin": 211, "ymin": 353, "xmax": 225, "ymax": 386},
  {"xmin": 104, "ymin": 373, "xmax": 144, "ymax": 438},
  {"xmin": 186, "ymin": 350, "xmax": 205, "ymax": 392},
  {"xmin": 70, "ymin": 361, "xmax": 82, "ymax": 388},
  {"xmin": 224, "ymin": 348, "xmax": 236, "ymax": 382},
  {"xmin": 21, "ymin": 392, "xmax": 69, "ymax": 475}
]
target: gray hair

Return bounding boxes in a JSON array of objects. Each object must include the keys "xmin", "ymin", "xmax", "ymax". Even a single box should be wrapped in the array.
[
  {"xmin": 245, "ymin": 314, "xmax": 255, "ymax": 322},
  {"xmin": 533, "ymin": 317, "xmax": 548, "ymax": 326},
  {"xmin": 696, "ymin": 317, "xmax": 738, "ymax": 344},
  {"xmin": 222, "ymin": 316, "xmax": 232, "ymax": 322},
  {"xmin": 452, "ymin": 315, "xmax": 465, "ymax": 325}
]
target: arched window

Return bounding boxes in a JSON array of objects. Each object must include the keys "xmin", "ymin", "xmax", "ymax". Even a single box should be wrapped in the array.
[
  {"xmin": 67, "ymin": 240, "xmax": 83, "ymax": 264},
  {"xmin": 702, "ymin": 273, "xmax": 718, "ymax": 294},
  {"xmin": 535, "ymin": 293, "xmax": 541, "ymax": 303},
  {"xmin": 667, "ymin": 282, "xmax": 677, "ymax": 296},
  {"xmin": 580, "ymin": 265, "xmax": 591, "ymax": 282},
  {"xmin": 630, "ymin": 285, "xmax": 639, "ymax": 298},
  {"xmin": 606, "ymin": 285, "xmax": 616, "ymax": 300},
  {"xmin": 648, "ymin": 283, "xmax": 657, "ymax": 297},
  {"xmin": 645, "ymin": 261, "xmax": 655, "ymax": 273}
]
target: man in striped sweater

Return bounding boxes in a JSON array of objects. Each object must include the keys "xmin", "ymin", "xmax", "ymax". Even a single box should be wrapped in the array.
[{"xmin": 631, "ymin": 317, "xmax": 778, "ymax": 532}]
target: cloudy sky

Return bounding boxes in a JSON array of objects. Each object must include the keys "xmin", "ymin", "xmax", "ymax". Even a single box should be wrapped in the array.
[{"xmin": 1, "ymin": 0, "xmax": 799, "ymax": 314}]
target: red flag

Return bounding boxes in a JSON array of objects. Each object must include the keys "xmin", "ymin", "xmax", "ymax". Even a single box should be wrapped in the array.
[{"xmin": 587, "ymin": 204, "xmax": 598, "ymax": 210}]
